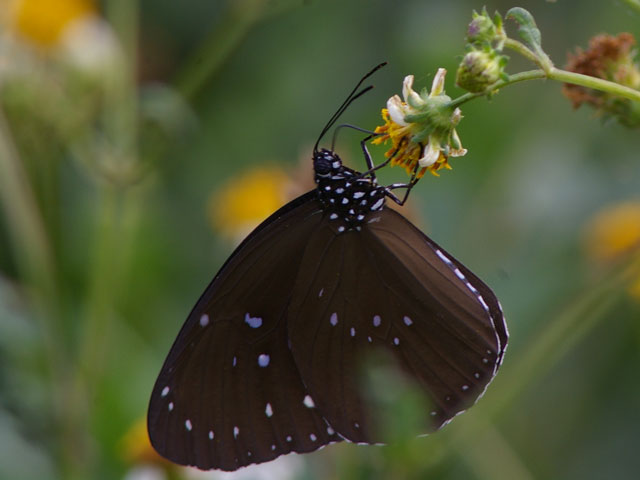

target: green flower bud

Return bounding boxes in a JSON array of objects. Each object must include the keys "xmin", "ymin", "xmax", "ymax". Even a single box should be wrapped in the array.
[
  {"xmin": 456, "ymin": 50, "xmax": 503, "ymax": 93},
  {"xmin": 467, "ymin": 12, "xmax": 496, "ymax": 45}
]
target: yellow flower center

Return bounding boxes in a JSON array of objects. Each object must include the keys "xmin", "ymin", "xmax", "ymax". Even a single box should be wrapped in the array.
[
  {"xmin": 10, "ymin": 0, "xmax": 95, "ymax": 47},
  {"xmin": 372, "ymin": 108, "xmax": 451, "ymax": 178}
]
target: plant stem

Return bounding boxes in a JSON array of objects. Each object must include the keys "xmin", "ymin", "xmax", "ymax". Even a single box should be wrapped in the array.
[
  {"xmin": 503, "ymin": 38, "xmax": 547, "ymax": 69},
  {"xmin": 175, "ymin": 0, "xmax": 266, "ymax": 101},
  {"xmin": 449, "ymin": 69, "xmax": 548, "ymax": 108},
  {"xmin": 0, "ymin": 107, "xmax": 87, "ymax": 479},
  {"xmin": 448, "ymin": 67, "xmax": 640, "ymax": 109},
  {"xmin": 547, "ymin": 67, "xmax": 640, "ymax": 101}
]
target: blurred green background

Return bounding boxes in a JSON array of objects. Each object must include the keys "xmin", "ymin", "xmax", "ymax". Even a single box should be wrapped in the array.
[{"xmin": 1, "ymin": 0, "xmax": 639, "ymax": 479}]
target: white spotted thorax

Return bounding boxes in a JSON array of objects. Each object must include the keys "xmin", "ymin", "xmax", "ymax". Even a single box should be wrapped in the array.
[{"xmin": 313, "ymin": 148, "xmax": 386, "ymax": 233}]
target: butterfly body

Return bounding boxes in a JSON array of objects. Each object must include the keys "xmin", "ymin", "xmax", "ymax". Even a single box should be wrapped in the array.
[{"xmin": 314, "ymin": 148, "xmax": 386, "ymax": 233}]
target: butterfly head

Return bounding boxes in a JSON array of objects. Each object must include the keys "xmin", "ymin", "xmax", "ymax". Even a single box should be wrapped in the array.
[{"xmin": 313, "ymin": 148, "xmax": 343, "ymax": 182}]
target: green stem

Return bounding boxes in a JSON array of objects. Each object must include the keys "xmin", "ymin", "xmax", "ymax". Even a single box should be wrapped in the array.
[
  {"xmin": 175, "ymin": 0, "xmax": 266, "ymax": 101},
  {"xmin": 503, "ymin": 38, "xmax": 546, "ymax": 69},
  {"xmin": 547, "ymin": 67, "xmax": 640, "ymax": 101},
  {"xmin": 448, "ymin": 67, "xmax": 640, "ymax": 109},
  {"xmin": 449, "ymin": 69, "xmax": 547, "ymax": 108},
  {"xmin": 0, "ymin": 107, "xmax": 87, "ymax": 480}
]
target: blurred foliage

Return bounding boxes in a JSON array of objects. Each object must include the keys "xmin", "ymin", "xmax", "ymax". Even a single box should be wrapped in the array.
[{"xmin": 0, "ymin": 1, "xmax": 639, "ymax": 479}]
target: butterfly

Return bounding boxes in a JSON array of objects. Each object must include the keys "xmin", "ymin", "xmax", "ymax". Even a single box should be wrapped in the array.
[{"xmin": 147, "ymin": 63, "xmax": 508, "ymax": 472}]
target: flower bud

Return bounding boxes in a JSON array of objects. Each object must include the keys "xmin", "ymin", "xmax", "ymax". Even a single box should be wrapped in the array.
[{"xmin": 456, "ymin": 50, "xmax": 503, "ymax": 93}]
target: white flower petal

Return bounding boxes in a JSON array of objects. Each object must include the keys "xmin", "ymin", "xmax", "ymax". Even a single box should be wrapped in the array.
[
  {"xmin": 402, "ymin": 75, "xmax": 415, "ymax": 102},
  {"xmin": 449, "ymin": 129, "xmax": 467, "ymax": 156},
  {"xmin": 387, "ymin": 95, "xmax": 408, "ymax": 126},
  {"xmin": 451, "ymin": 107, "xmax": 463, "ymax": 125},
  {"xmin": 419, "ymin": 140, "xmax": 441, "ymax": 167},
  {"xmin": 429, "ymin": 68, "xmax": 447, "ymax": 97}
]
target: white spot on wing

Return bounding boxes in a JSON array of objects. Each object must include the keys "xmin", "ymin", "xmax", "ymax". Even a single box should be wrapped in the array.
[
  {"xmin": 233, "ymin": 426, "xmax": 239, "ymax": 439},
  {"xmin": 478, "ymin": 295, "xmax": 490, "ymax": 312},
  {"xmin": 185, "ymin": 419, "xmax": 192, "ymax": 431},
  {"xmin": 353, "ymin": 192, "xmax": 365, "ymax": 199},
  {"xmin": 330, "ymin": 312, "xmax": 338, "ymax": 326},
  {"xmin": 329, "ymin": 213, "xmax": 338, "ymax": 220},
  {"xmin": 350, "ymin": 327, "xmax": 356, "ymax": 337},
  {"xmin": 258, "ymin": 354, "xmax": 270, "ymax": 367},
  {"xmin": 209, "ymin": 430, "xmax": 214, "ymax": 440},
  {"xmin": 244, "ymin": 313, "xmax": 263, "ymax": 328},
  {"xmin": 435, "ymin": 249, "xmax": 453, "ymax": 265},
  {"xmin": 265, "ymin": 403, "xmax": 273, "ymax": 417},
  {"xmin": 168, "ymin": 402, "xmax": 174, "ymax": 412},
  {"xmin": 310, "ymin": 433, "xmax": 317, "ymax": 442},
  {"xmin": 199, "ymin": 314, "xmax": 210, "ymax": 327},
  {"xmin": 161, "ymin": 386, "xmax": 170, "ymax": 397},
  {"xmin": 303, "ymin": 395, "xmax": 315, "ymax": 408},
  {"xmin": 373, "ymin": 315, "xmax": 381, "ymax": 327},
  {"xmin": 318, "ymin": 288, "xmax": 324, "ymax": 297},
  {"xmin": 286, "ymin": 436, "xmax": 292, "ymax": 442},
  {"xmin": 393, "ymin": 337, "xmax": 400, "ymax": 345},
  {"xmin": 403, "ymin": 316, "xmax": 413, "ymax": 326}
]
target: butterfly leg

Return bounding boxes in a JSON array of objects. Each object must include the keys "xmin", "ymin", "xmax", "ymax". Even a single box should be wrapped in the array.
[
  {"xmin": 385, "ymin": 161, "xmax": 421, "ymax": 206},
  {"xmin": 358, "ymin": 136, "xmax": 409, "ymax": 180}
]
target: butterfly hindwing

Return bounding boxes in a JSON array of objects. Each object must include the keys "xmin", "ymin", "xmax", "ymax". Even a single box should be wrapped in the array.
[
  {"xmin": 148, "ymin": 192, "xmax": 343, "ymax": 471},
  {"xmin": 287, "ymin": 207, "xmax": 507, "ymax": 443}
]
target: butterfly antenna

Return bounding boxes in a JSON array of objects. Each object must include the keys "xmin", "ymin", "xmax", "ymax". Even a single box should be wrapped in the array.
[{"xmin": 313, "ymin": 62, "xmax": 387, "ymax": 153}]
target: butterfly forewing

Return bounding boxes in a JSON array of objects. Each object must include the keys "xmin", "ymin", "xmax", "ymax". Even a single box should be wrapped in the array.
[{"xmin": 148, "ymin": 193, "xmax": 343, "ymax": 471}]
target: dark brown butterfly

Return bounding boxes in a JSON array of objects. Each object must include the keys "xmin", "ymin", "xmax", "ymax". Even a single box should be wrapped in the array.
[{"xmin": 148, "ymin": 64, "xmax": 508, "ymax": 471}]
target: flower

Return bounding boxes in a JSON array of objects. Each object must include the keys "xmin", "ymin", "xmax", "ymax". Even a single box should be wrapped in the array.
[
  {"xmin": 583, "ymin": 200, "xmax": 640, "ymax": 301},
  {"xmin": 584, "ymin": 200, "xmax": 640, "ymax": 262},
  {"xmin": 209, "ymin": 167, "xmax": 291, "ymax": 242},
  {"xmin": 373, "ymin": 69, "xmax": 467, "ymax": 177},
  {"xmin": 8, "ymin": 0, "xmax": 96, "ymax": 48},
  {"xmin": 466, "ymin": 8, "xmax": 506, "ymax": 49},
  {"xmin": 563, "ymin": 33, "xmax": 640, "ymax": 128},
  {"xmin": 120, "ymin": 417, "xmax": 171, "ymax": 467}
]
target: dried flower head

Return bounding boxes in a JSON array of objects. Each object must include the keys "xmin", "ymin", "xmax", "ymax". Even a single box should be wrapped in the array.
[{"xmin": 563, "ymin": 33, "xmax": 640, "ymax": 128}]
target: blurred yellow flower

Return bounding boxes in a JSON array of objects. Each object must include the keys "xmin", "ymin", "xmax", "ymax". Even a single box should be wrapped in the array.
[
  {"xmin": 9, "ymin": 0, "xmax": 96, "ymax": 47},
  {"xmin": 209, "ymin": 167, "xmax": 290, "ymax": 242},
  {"xmin": 584, "ymin": 200, "xmax": 640, "ymax": 300},
  {"xmin": 120, "ymin": 417, "xmax": 169, "ymax": 466},
  {"xmin": 584, "ymin": 200, "xmax": 640, "ymax": 262}
]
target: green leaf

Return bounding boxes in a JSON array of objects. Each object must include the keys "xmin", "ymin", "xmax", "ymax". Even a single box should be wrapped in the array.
[{"xmin": 506, "ymin": 7, "xmax": 542, "ymax": 50}]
